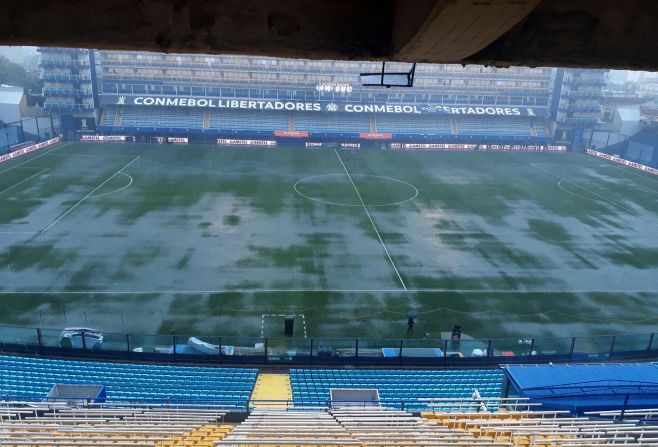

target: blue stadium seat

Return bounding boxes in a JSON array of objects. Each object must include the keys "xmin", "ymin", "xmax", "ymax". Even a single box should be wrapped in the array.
[
  {"xmin": 454, "ymin": 116, "xmax": 533, "ymax": 136},
  {"xmin": 208, "ymin": 109, "xmax": 288, "ymax": 131},
  {"xmin": 0, "ymin": 355, "xmax": 257, "ymax": 405},
  {"xmin": 294, "ymin": 112, "xmax": 369, "ymax": 133},
  {"xmin": 376, "ymin": 114, "xmax": 452, "ymax": 135},
  {"xmin": 118, "ymin": 107, "xmax": 205, "ymax": 130},
  {"xmin": 289, "ymin": 368, "xmax": 504, "ymax": 410}
]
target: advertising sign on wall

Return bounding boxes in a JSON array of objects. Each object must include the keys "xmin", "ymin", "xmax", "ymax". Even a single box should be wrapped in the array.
[
  {"xmin": 103, "ymin": 95, "xmax": 547, "ymax": 117},
  {"xmin": 0, "ymin": 137, "xmax": 61, "ymax": 165},
  {"xmin": 217, "ymin": 138, "xmax": 276, "ymax": 147},
  {"xmin": 274, "ymin": 130, "xmax": 309, "ymax": 137}
]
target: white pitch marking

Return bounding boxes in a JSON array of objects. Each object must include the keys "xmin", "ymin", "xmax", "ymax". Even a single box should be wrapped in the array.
[
  {"xmin": 556, "ymin": 179, "xmax": 600, "ymax": 202},
  {"xmin": 293, "ymin": 173, "xmax": 419, "ymax": 207},
  {"xmin": 534, "ymin": 164, "xmax": 658, "ymax": 228},
  {"xmin": 88, "ymin": 172, "xmax": 133, "ymax": 199},
  {"xmin": 0, "ymin": 168, "xmax": 49, "ymax": 196},
  {"xmin": 40, "ymin": 156, "xmax": 140, "ymax": 233},
  {"xmin": 2, "ymin": 288, "xmax": 658, "ymax": 294},
  {"xmin": 0, "ymin": 142, "xmax": 72, "ymax": 174},
  {"xmin": 334, "ymin": 149, "xmax": 407, "ymax": 290}
]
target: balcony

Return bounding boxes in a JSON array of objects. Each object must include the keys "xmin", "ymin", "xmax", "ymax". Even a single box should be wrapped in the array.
[
  {"xmin": 559, "ymin": 104, "xmax": 602, "ymax": 113},
  {"xmin": 566, "ymin": 91, "xmax": 601, "ymax": 99},
  {"xmin": 43, "ymin": 88, "xmax": 93, "ymax": 97},
  {"xmin": 44, "ymin": 102, "xmax": 95, "ymax": 112},
  {"xmin": 558, "ymin": 117, "xmax": 599, "ymax": 127},
  {"xmin": 40, "ymin": 59, "xmax": 90, "ymax": 68},
  {"xmin": 564, "ymin": 78, "xmax": 606, "ymax": 87},
  {"xmin": 41, "ymin": 73, "xmax": 92, "ymax": 82},
  {"xmin": 38, "ymin": 47, "xmax": 88, "ymax": 55}
]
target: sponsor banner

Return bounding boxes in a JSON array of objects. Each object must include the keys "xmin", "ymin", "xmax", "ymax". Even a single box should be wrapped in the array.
[
  {"xmin": 0, "ymin": 137, "xmax": 60, "ymax": 165},
  {"xmin": 340, "ymin": 142, "xmax": 361, "ymax": 149},
  {"xmin": 274, "ymin": 130, "xmax": 309, "ymax": 138},
  {"xmin": 305, "ymin": 142, "xmax": 324, "ymax": 148},
  {"xmin": 217, "ymin": 138, "xmax": 276, "ymax": 147},
  {"xmin": 390, "ymin": 143, "xmax": 477, "ymax": 151},
  {"xmin": 81, "ymin": 135, "xmax": 132, "ymax": 142},
  {"xmin": 102, "ymin": 95, "xmax": 547, "ymax": 117},
  {"xmin": 391, "ymin": 143, "xmax": 567, "ymax": 152},
  {"xmin": 482, "ymin": 144, "xmax": 567, "ymax": 152},
  {"xmin": 167, "ymin": 137, "xmax": 188, "ymax": 144},
  {"xmin": 360, "ymin": 132, "xmax": 392, "ymax": 140},
  {"xmin": 587, "ymin": 149, "xmax": 658, "ymax": 176}
]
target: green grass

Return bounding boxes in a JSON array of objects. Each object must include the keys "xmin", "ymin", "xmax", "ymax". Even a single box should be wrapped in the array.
[{"xmin": 0, "ymin": 142, "xmax": 657, "ymax": 341}]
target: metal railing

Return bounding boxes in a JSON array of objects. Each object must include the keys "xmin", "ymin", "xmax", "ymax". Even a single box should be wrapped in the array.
[
  {"xmin": 1, "ymin": 324, "xmax": 658, "ymax": 367},
  {"xmin": 0, "ymin": 396, "xmax": 534, "ymax": 413}
]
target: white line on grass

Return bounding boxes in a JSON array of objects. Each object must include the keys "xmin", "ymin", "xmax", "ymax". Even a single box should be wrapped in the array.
[
  {"xmin": 533, "ymin": 164, "xmax": 658, "ymax": 228},
  {"xmin": 40, "ymin": 156, "xmax": 140, "ymax": 233},
  {"xmin": 581, "ymin": 152, "xmax": 658, "ymax": 187},
  {"xmin": 88, "ymin": 172, "xmax": 133, "ymax": 199},
  {"xmin": 0, "ymin": 168, "xmax": 49, "ymax": 196},
  {"xmin": 334, "ymin": 149, "xmax": 407, "ymax": 290},
  {"xmin": 2, "ymin": 288, "xmax": 658, "ymax": 295},
  {"xmin": 0, "ymin": 142, "xmax": 73, "ymax": 174}
]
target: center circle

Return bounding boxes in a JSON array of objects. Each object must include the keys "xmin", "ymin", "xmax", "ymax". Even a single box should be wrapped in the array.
[{"xmin": 294, "ymin": 174, "xmax": 419, "ymax": 207}]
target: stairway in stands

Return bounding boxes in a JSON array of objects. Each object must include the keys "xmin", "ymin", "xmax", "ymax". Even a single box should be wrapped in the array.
[
  {"xmin": 203, "ymin": 111, "xmax": 211, "ymax": 130},
  {"xmin": 288, "ymin": 113, "xmax": 295, "ymax": 131},
  {"xmin": 250, "ymin": 373, "xmax": 292, "ymax": 410},
  {"xmin": 529, "ymin": 118, "xmax": 538, "ymax": 136},
  {"xmin": 450, "ymin": 116, "xmax": 458, "ymax": 135},
  {"xmin": 370, "ymin": 116, "xmax": 377, "ymax": 133},
  {"xmin": 114, "ymin": 108, "xmax": 123, "ymax": 126}
]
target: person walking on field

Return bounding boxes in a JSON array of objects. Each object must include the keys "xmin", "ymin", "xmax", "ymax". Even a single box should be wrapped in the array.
[{"xmin": 407, "ymin": 310, "xmax": 417, "ymax": 335}]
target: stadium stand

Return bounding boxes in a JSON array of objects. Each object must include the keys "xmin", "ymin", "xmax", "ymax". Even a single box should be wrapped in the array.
[
  {"xmin": 3, "ymin": 400, "xmax": 658, "ymax": 447},
  {"xmin": 376, "ymin": 114, "xmax": 453, "ymax": 135},
  {"xmin": 290, "ymin": 368, "xmax": 504, "ymax": 409},
  {"xmin": 119, "ymin": 107, "xmax": 206, "ymax": 130},
  {"xmin": 0, "ymin": 355, "xmax": 257, "ymax": 405},
  {"xmin": 294, "ymin": 112, "xmax": 370, "ymax": 133},
  {"xmin": 208, "ymin": 109, "xmax": 289, "ymax": 132},
  {"xmin": 454, "ymin": 116, "xmax": 533, "ymax": 137},
  {"xmin": 0, "ymin": 402, "xmax": 234, "ymax": 446},
  {"xmin": 421, "ymin": 408, "xmax": 658, "ymax": 446}
]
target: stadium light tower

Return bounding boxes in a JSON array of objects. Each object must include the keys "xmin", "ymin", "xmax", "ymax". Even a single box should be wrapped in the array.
[{"xmin": 360, "ymin": 61, "xmax": 416, "ymax": 88}]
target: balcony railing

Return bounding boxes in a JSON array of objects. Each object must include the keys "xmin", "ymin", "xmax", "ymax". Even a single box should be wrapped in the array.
[
  {"xmin": 43, "ymin": 103, "xmax": 94, "ymax": 112},
  {"xmin": 38, "ymin": 47, "xmax": 89, "ymax": 54},
  {"xmin": 42, "ymin": 88, "xmax": 93, "ymax": 97},
  {"xmin": 40, "ymin": 59, "xmax": 90, "ymax": 68},
  {"xmin": 41, "ymin": 74, "xmax": 92, "ymax": 82}
]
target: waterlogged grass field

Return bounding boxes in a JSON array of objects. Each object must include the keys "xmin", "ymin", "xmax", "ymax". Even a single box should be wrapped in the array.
[{"xmin": 1, "ymin": 141, "xmax": 658, "ymax": 340}]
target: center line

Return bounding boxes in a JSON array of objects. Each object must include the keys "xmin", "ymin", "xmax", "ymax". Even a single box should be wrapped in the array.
[
  {"xmin": 334, "ymin": 149, "xmax": 407, "ymax": 290},
  {"xmin": 40, "ymin": 156, "xmax": 140, "ymax": 233}
]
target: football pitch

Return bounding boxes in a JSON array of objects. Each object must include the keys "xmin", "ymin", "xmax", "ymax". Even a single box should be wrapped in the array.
[{"xmin": 1, "ymin": 141, "xmax": 658, "ymax": 341}]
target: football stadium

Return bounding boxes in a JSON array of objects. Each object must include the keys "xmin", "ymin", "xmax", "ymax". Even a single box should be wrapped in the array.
[{"xmin": 2, "ymin": 1, "xmax": 658, "ymax": 445}]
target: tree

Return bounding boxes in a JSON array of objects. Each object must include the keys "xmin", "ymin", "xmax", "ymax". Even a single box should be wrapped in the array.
[{"xmin": 0, "ymin": 55, "xmax": 42, "ymax": 93}]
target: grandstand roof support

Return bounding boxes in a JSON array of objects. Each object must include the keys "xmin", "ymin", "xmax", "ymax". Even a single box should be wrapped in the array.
[
  {"xmin": 5, "ymin": 0, "xmax": 658, "ymax": 69},
  {"xmin": 392, "ymin": 0, "xmax": 541, "ymax": 62}
]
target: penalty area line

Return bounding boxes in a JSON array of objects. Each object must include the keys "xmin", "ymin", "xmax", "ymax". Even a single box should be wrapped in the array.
[
  {"xmin": 0, "ymin": 142, "xmax": 73, "ymax": 174},
  {"xmin": 0, "ymin": 168, "xmax": 49, "ymax": 196},
  {"xmin": 40, "ymin": 156, "xmax": 140, "ymax": 233}
]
